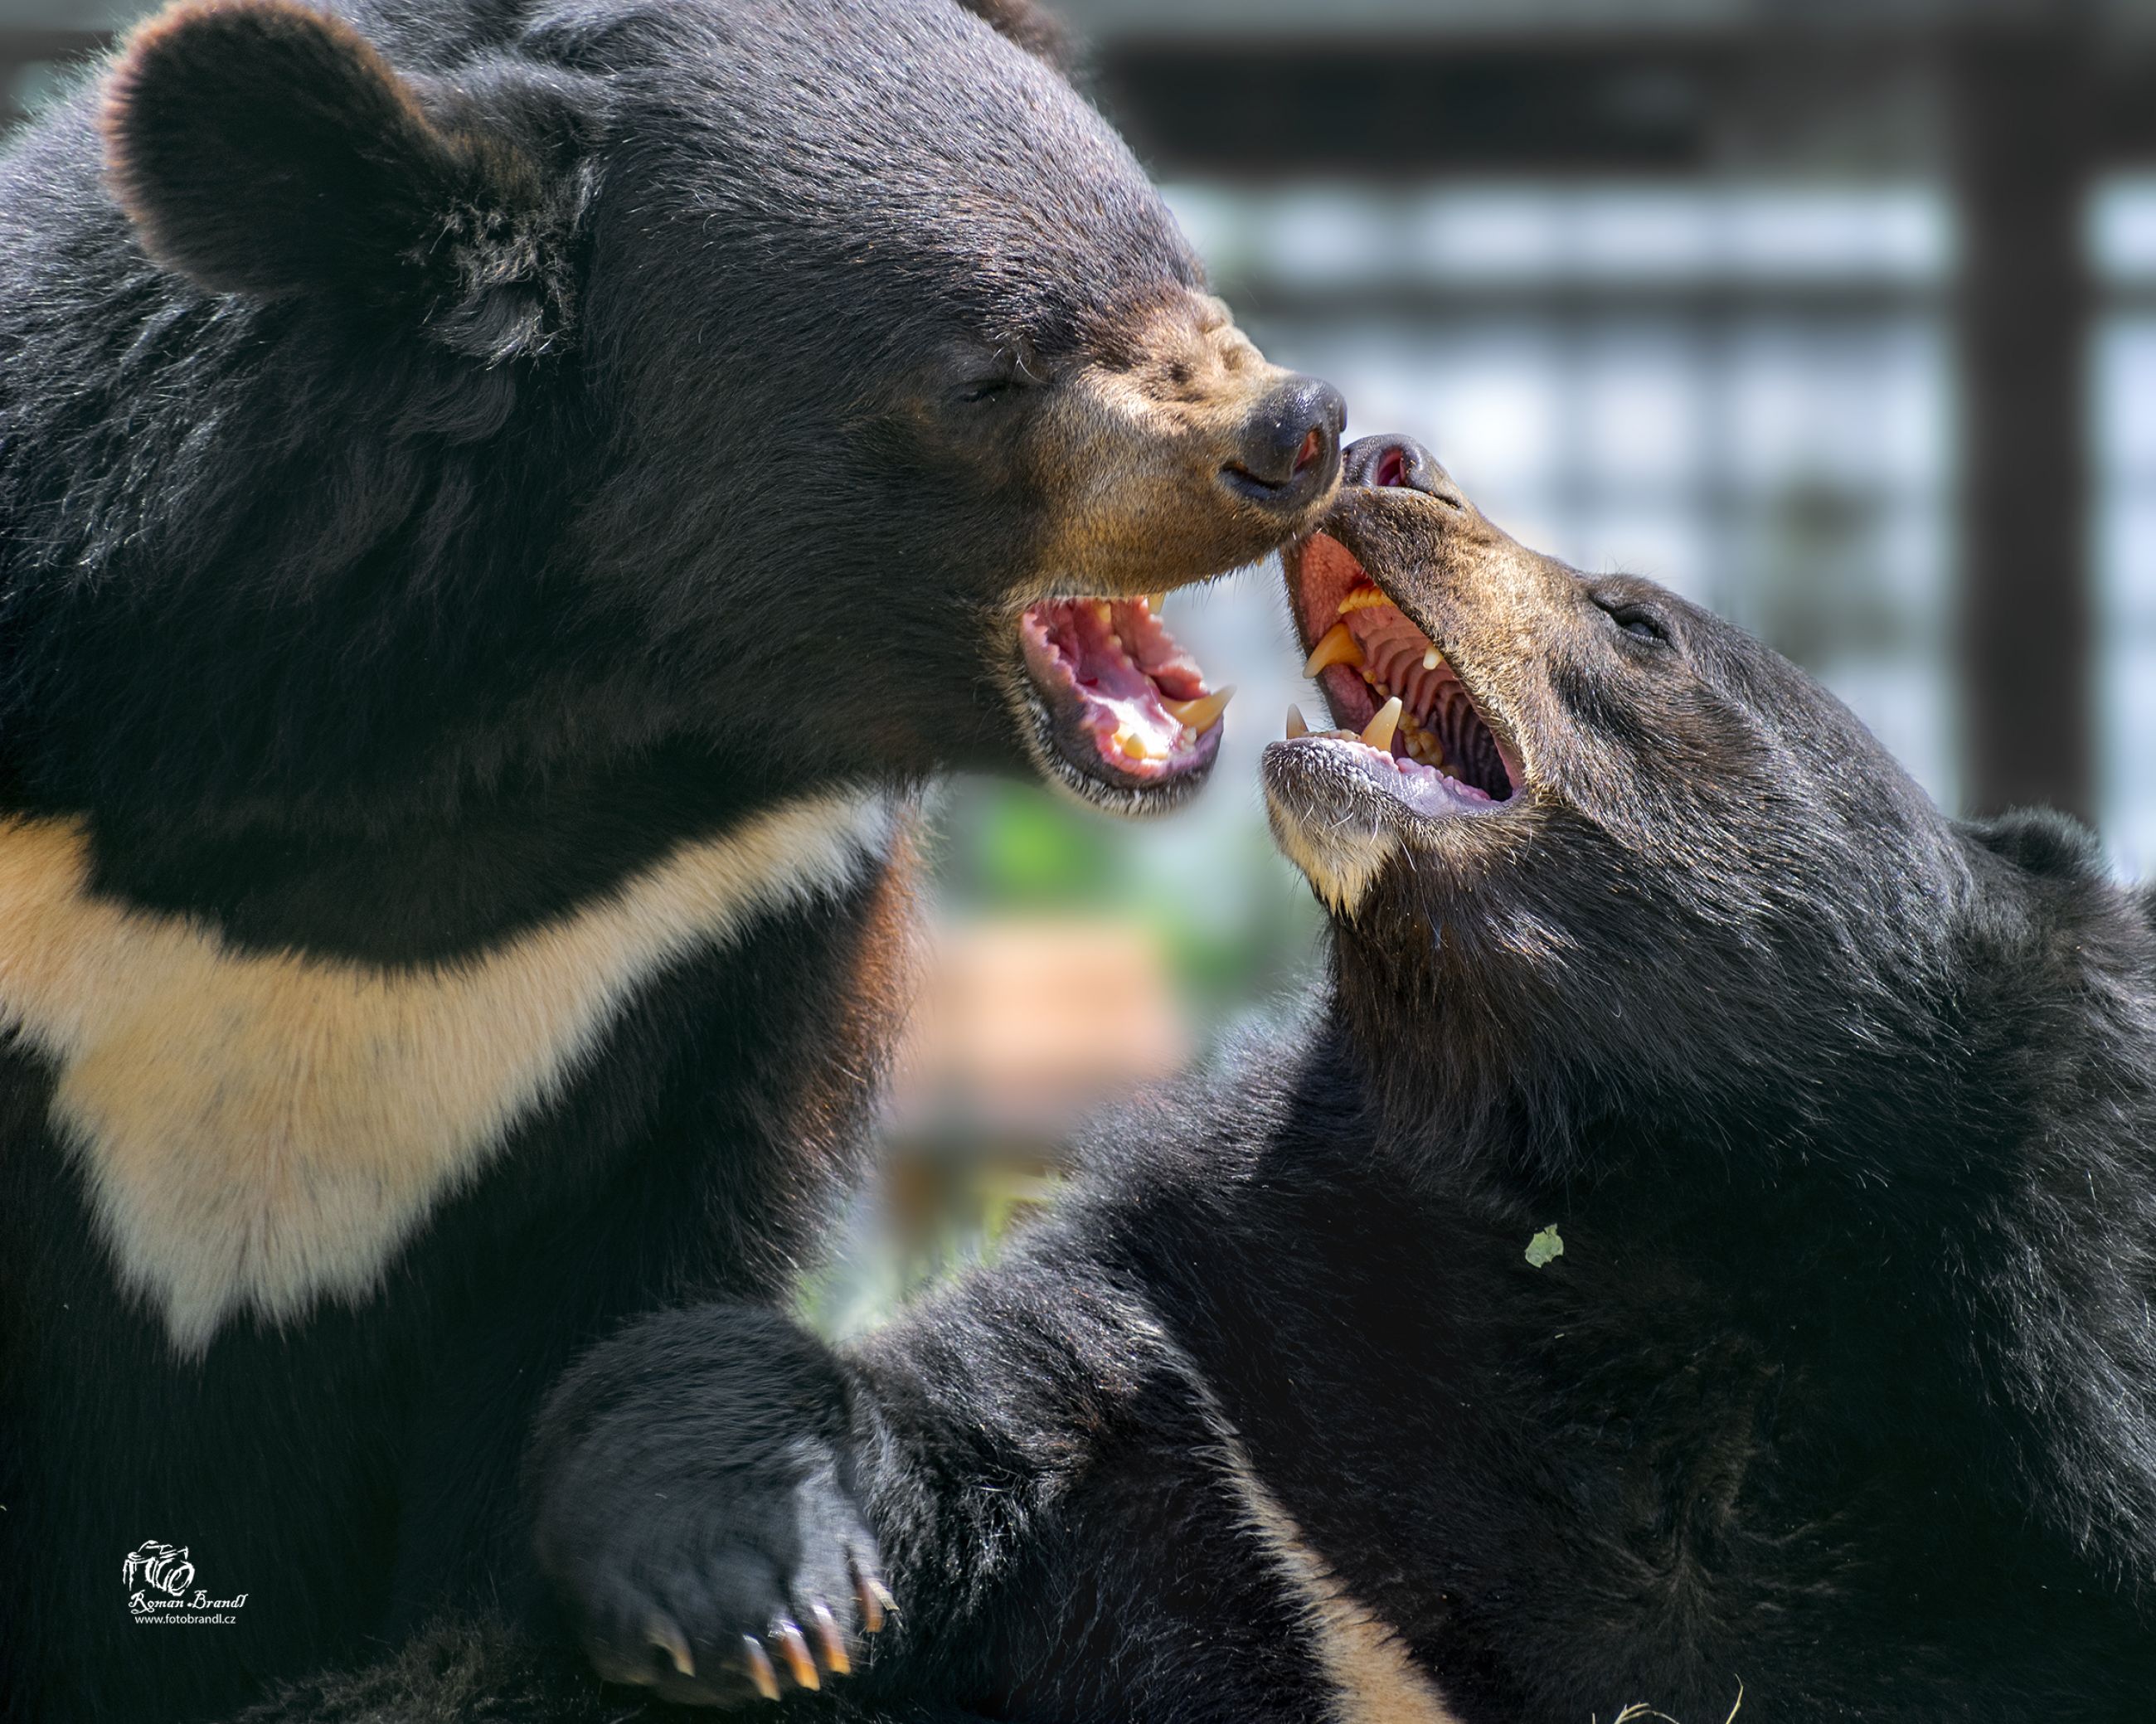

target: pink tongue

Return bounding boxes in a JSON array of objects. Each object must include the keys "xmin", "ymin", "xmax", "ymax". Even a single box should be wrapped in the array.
[
  {"xmin": 1065, "ymin": 602, "xmax": 1165, "ymax": 704},
  {"xmin": 1022, "ymin": 597, "xmax": 1221, "ymax": 775}
]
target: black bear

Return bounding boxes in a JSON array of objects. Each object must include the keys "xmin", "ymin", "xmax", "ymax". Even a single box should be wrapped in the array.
[
  {"xmin": 547, "ymin": 435, "xmax": 2156, "ymax": 1719},
  {"xmin": 0, "ymin": 0, "xmax": 1344, "ymax": 1716}
]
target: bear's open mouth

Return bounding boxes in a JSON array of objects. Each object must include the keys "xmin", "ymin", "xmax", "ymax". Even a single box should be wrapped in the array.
[
  {"xmin": 1017, "ymin": 595, "xmax": 1228, "ymax": 808},
  {"xmin": 1278, "ymin": 529, "xmax": 1519, "ymax": 815}
]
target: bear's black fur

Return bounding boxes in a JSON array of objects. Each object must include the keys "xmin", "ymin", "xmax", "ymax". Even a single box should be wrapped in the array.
[
  {"xmin": 0, "ymin": 2, "xmax": 1343, "ymax": 1717},
  {"xmin": 547, "ymin": 437, "xmax": 2156, "ymax": 1719}
]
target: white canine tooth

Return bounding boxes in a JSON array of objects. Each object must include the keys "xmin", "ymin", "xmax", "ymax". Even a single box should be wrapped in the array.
[
  {"xmin": 1423, "ymin": 648, "xmax": 1440, "ymax": 671},
  {"xmin": 1164, "ymin": 687, "xmax": 1234, "ymax": 734},
  {"xmin": 1285, "ymin": 703, "xmax": 1309, "ymax": 741},
  {"xmin": 1362, "ymin": 697, "xmax": 1403, "ymax": 753}
]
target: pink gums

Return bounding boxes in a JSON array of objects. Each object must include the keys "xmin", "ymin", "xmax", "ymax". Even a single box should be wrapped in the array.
[{"xmin": 1019, "ymin": 598, "xmax": 1216, "ymax": 781}]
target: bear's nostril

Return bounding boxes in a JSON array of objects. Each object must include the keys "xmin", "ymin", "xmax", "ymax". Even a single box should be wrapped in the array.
[
  {"xmin": 1228, "ymin": 375, "xmax": 1344, "ymax": 500},
  {"xmin": 1342, "ymin": 435, "xmax": 1470, "ymax": 511}
]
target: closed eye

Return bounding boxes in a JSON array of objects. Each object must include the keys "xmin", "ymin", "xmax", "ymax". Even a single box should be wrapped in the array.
[
  {"xmin": 1599, "ymin": 601, "xmax": 1669, "ymax": 645},
  {"xmin": 958, "ymin": 343, "xmax": 1043, "ymax": 406}
]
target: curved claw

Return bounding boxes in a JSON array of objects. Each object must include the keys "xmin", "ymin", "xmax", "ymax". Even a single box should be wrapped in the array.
[
  {"xmin": 741, "ymin": 1634, "xmax": 781, "ymax": 1702},
  {"xmin": 772, "ymin": 1618, "xmax": 820, "ymax": 1692},
  {"xmin": 646, "ymin": 1614, "xmax": 694, "ymax": 1680},
  {"xmin": 807, "ymin": 1596, "xmax": 850, "ymax": 1675},
  {"xmin": 855, "ymin": 1567, "xmax": 896, "ymax": 1634}
]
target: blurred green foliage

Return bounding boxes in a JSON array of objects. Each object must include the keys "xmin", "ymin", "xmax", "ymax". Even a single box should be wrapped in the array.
[
  {"xmin": 935, "ymin": 781, "xmax": 1325, "ymax": 1021},
  {"xmin": 949, "ymin": 788, "xmax": 1124, "ymax": 908}
]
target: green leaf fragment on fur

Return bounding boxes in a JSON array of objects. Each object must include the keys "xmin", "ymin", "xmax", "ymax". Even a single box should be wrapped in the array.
[{"xmin": 1525, "ymin": 1226, "xmax": 1564, "ymax": 1268}]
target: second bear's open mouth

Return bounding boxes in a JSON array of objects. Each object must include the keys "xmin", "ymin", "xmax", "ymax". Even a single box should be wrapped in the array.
[
  {"xmin": 1017, "ymin": 595, "xmax": 1229, "ymax": 811},
  {"xmin": 1275, "ymin": 529, "xmax": 1519, "ymax": 817}
]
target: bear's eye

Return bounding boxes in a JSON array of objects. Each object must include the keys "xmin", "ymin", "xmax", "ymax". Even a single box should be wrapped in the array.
[
  {"xmin": 954, "ymin": 340, "xmax": 1042, "ymax": 407},
  {"xmin": 1598, "ymin": 600, "xmax": 1670, "ymax": 646}
]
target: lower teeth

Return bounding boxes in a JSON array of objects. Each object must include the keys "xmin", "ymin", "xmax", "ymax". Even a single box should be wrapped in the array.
[{"xmin": 1283, "ymin": 696, "xmax": 1449, "ymax": 775}]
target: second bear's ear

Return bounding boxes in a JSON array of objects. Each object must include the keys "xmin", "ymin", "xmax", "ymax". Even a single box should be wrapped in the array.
[
  {"xmin": 954, "ymin": 0, "xmax": 1072, "ymax": 71},
  {"xmin": 102, "ymin": 0, "xmax": 588, "ymax": 361}
]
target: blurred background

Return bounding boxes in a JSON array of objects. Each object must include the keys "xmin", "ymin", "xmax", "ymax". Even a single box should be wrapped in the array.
[{"xmin": 11, "ymin": 0, "xmax": 2156, "ymax": 1317}]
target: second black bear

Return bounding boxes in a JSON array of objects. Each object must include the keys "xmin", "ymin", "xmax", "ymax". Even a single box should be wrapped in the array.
[{"xmin": 549, "ymin": 435, "xmax": 2156, "ymax": 1718}]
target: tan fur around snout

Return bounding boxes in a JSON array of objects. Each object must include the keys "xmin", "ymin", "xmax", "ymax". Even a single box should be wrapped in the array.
[
  {"xmin": 1027, "ymin": 293, "xmax": 1325, "ymax": 594},
  {"xmin": 1321, "ymin": 487, "xmax": 1603, "ymax": 809},
  {"xmin": 1268, "ymin": 489, "xmax": 1620, "ymax": 917}
]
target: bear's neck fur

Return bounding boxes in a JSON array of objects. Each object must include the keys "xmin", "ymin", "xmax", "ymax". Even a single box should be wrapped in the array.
[
  {"xmin": 1304, "ymin": 817, "xmax": 2156, "ymax": 1573},
  {"xmin": 53, "ymin": 736, "xmax": 907, "ymax": 964},
  {"xmin": 1325, "ymin": 818, "xmax": 2156, "ymax": 1210}
]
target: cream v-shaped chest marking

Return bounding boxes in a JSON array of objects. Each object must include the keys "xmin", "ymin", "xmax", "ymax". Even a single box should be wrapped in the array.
[{"xmin": 0, "ymin": 794, "xmax": 892, "ymax": 1353}]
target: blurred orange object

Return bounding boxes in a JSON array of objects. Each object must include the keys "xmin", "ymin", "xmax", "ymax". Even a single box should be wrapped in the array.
[{"xmin": 889, "ymin": 915, "xmax": 1190, "ymax": 1152}]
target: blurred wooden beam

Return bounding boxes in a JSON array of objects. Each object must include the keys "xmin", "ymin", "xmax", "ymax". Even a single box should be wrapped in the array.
[
  {"xmin": 1952, "ymin": 36, "xmax": 2096, "ymax": 822},
  {"xmin": 1090, "ymin": 41, "xmax": 1728, "ymax": 178}
]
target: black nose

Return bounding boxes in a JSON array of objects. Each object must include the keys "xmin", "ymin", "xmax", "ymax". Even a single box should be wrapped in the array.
[
  {"xmin": 1224, "ymin": 374, "xmax": 1345, "ymax": 508},
  {"xmin": 1342, "ymin": 435, "xmax": 1469, "ymax": 511}
]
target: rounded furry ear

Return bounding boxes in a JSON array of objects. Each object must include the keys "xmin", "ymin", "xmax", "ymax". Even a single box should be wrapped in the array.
[
  {"xmin": 1967, "ymin": 808, "xmax": 2103, "ymax": 881},
  {"xmin": 102, "ymin": 0, "xmax": 473, "ymax": 299},
  {"xmin": 955, "ymin": 0, "xmax": 1071, "ymax": 70},
  {"xmin": 100, "ymin": 0, "xmax": 589, "ymax": 361}
]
